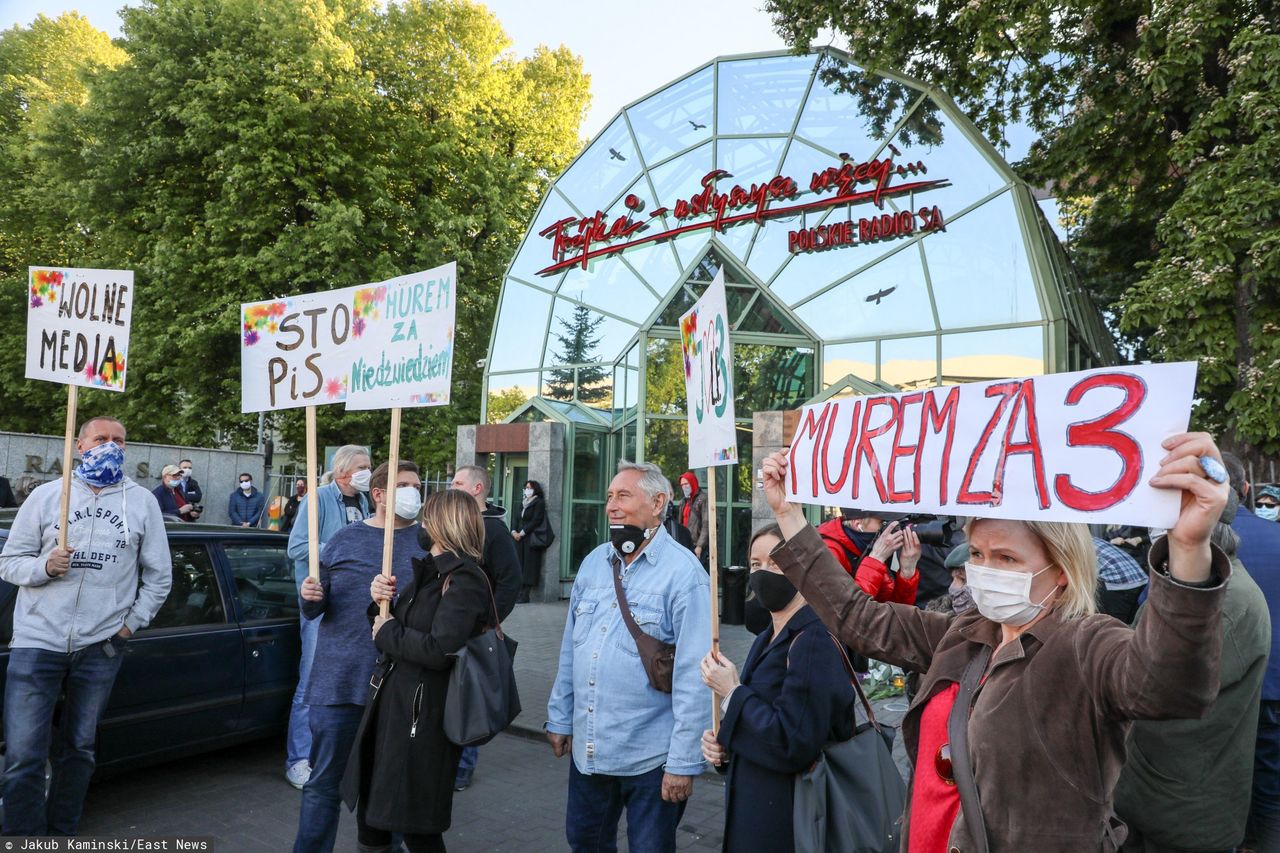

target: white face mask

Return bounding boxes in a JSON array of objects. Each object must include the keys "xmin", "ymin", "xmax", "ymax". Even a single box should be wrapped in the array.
[
  {"xmin": 1256, "ymin": 505, "xmax": 1279, "ymax": 522},
  {"xmin": 394, "ymin": 486, "xmax": 423, "ymax": 520},
  {"xmin": 523, "ymin": 487, "xmax": 534, "ymax": 499},
  {"xmin": 180, "ymin": 468, "xmax": 192, "ymax": 478},
  {"xmin": 681, "ymin": 483, "xmax": 692, "ymax": 498},
  {"xmin": 239, "ymin": 481, "xmax": 253, "ymax": 491},
  {"xmin": 350, "ymin": 469, "xmax": 372, "ymax": 492},
  {"xmin": 964, "ymin": 561, "xmax": 1058, "ymax": 626}
]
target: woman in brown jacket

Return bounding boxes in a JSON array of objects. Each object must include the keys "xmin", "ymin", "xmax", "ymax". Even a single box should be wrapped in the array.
[{"xmin": 759, "ymin": 432, "xmax": 1231, "ymax": 853}]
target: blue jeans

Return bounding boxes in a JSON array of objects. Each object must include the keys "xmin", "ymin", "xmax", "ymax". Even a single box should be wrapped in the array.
[
  {"xmin": 1248, "ymin": 700, "xmax": 1280, "ymax": 852},
  {"xmin": 287, "ymin": 614, "xmax": 320, "ymax": 769},
  {"xmin": 3, "ymin": 641, "xmax": 125, "ymax": 836},
  {"xmin": 566, "ymin": 762, "xmax": 687, "ymax": 853},
  {"xmin": 292, "ymin": 703, "xmax": 364, "ymax": 853},
  {"xmin": 456, "ymin": 745, "xmax": 478, "ymax": 783}
]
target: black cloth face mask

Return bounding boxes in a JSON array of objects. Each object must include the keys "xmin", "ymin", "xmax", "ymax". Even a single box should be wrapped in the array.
[
  {"xmin": 748, "ymin": 570, "xmax": 798, "ymax": 612},
  {"xmin": 609, "ymin": 524, "xmax": 654, "ymax": 556}
]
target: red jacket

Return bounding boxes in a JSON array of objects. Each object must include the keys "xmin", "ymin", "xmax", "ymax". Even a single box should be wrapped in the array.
[{"xmin": 815, "ymin": 517, "xmax": 918, "ymax": 605}]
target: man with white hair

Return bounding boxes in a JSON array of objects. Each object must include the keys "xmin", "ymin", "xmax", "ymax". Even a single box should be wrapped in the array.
[
  {"xmin": 284, "ymin": 444, "xmax": 372, "ymax": 789},
  {"xmin": 547, "ymin": 460, "xmax": 711, "ymax": 853}
]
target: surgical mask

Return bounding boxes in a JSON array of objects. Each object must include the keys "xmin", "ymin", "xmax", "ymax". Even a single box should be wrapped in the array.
[
  {"xmin": 681, "ymin": 483, "xmax": 692, "ymax": 498},
  {"xmin": 394, "ymin": 486, "xmax": 423, "ymax": 520},
  {"xmin": 749, "ymin": 570, "xmax": 797, "ymax": 612},
  {"xmin": 239, "ymin": 481, "xmax": 253, "ymax": 491},
  {"xmin": 523, "ymin": 487, "xmax": 534, "ymax": 499},
  {"xmin": 949, "ymin": 583, "xmax": 975, "ymax": 614},
  {"xmin": 180, "ymin": 468, "xmax": 192, "ymax": 478},
  {"xmin": 610, "ymin": 523, "xmax": 655, "ymax": 556},
  {"xmin": 350, "ymin": 469, "xmax": 372, "ymax": 492},
  {"xmin": 417, "ymin": 525, "xmax": 433, "ymax": 552},
  {"xmin": 965, "ymin": 561, "xmax": 1057, "ymax": 626},
  {"xmin": 1257, "ymin": 505, "xmax": 1279, "ymax": 522},
  {"xmin": 75, "ymin": 441, "xmax": 125, "ymax": 488}
]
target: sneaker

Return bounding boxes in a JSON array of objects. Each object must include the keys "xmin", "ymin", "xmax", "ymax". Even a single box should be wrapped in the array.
[
  {"xmin": 453, "ymin": 769, "xmax": 473, "ymax": 792},
  {"xmin": 286, "ymin": 760, "xmax": 311, "ymax": 790}
]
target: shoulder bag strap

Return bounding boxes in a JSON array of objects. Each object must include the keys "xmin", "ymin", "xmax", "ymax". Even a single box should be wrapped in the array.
[
  {"xmin": 948, "ymin": 644, "xmax": 993, "ymax": 853},
  {"xmin": 442, "ymin": 563, "xmax": 504, "ymax": 639},
  {"xmin": 610, "ymin": 554, "xmax": 650, "ymax": 647},
  {"xmin": 787, "ymin": 632, "xmax": 884, "ymax": 734}
]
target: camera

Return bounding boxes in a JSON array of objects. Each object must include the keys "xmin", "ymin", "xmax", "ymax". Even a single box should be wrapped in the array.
[{"xmin": 897, "ymin": 513, "xmax": 956, "ymax": 547}]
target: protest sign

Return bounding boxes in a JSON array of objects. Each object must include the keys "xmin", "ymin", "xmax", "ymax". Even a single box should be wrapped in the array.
[
  {"xmin": 343, "ymin": 262, "xmax": 456, "ymax": 411},
  {"xmin": 679, "ymin": 269, "xmax": 738, "ymax": 468},
  {"xmin": 240, "ymin": 285, "xmax": 361, "ymax": 413},
  {"xmin": 785, "ymin": 362, "xmax": 1197, "ymax": 528},
  {"xmin": 26, "ymin": 266, "xmax": 133, "ymax": 392}
]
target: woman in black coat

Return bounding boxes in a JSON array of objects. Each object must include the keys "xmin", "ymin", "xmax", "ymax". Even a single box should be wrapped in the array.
[
  {"xmin": 512, "ymin": 479, "xmax": 546, "ymax": 602},
  {"xmin": 699, "ymin": 524, "xmax": 857, "ymax": 853},
  {"xmin": 341, "ymin": 489, "xmax": 492, "ymax": 853}
]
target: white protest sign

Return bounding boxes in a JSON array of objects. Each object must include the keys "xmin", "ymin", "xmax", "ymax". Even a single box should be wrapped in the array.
[
  {"xmin": 240, "ymin": 284, "xmax": 361, "ymax": 413},
  {"xmin": 26, "ymin": 266, "xmax": 133, "ymax": 392},
  {"xmin": 785, "ymin": 362, "xmax": 1198, "ymax": 528},
  {"xmin": 679, "ymin": 270, "xmax": 738, "ymax": 468},
  {"xmin": 343, "ymin": 262, "xmax": 456, "ymax": 411}
]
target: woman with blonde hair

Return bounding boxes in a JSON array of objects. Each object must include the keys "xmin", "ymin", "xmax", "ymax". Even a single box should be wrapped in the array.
[
  {"xmin": 340, "ymin": 489, "xmax": 492, "ymax": 853},
  {"xmin": 758, "ymin": 432, "xmax": 1232, "ymax": 852}
]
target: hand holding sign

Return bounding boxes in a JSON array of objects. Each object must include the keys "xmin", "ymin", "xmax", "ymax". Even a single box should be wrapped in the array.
[{"xmin": 1150, "ymin": 432, "xmax": 1229, "ymax": 584}]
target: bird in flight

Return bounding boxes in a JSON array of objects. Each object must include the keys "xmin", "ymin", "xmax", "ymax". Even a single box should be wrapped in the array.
[
  {"xmin": 688, "ymin": 120, "xmax": 707, "ymax": 130},
  {"xmin": 865, "ymin": 286, "xmax": 897, "ymax": 304},
  {"xmin": 888, "ymin": 142, "xmax": 903, "ymax": 157},
  {"xmin": 609, "ymin": 148, "xmax": 626, "ymax": 161}
]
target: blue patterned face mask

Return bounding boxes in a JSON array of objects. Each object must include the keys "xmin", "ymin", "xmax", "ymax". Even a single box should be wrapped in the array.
[{"xmin": 75, "ymin": 441, "xmax": 125, "ymax": 487}]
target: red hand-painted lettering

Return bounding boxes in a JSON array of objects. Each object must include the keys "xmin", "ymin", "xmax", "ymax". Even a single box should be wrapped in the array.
[{"xmin": 1053, "ymin": 373, "xmax": 1147, "ymax": 512}]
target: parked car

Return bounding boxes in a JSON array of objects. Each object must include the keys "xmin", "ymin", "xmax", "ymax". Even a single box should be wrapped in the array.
[{"xmin": 0, "ymin": 519, "xmax": 301, "ymax": 774}]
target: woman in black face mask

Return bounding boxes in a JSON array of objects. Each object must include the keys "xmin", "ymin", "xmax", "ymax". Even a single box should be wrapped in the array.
[{"xmin": 696, "ymin": 524, "xmax": 859, "ymax": 853}]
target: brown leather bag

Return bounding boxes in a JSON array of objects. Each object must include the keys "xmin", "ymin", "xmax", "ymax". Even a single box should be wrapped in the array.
[{"xmin": 611, "ymin": 556, "xmax": 675, "ymax": 693}]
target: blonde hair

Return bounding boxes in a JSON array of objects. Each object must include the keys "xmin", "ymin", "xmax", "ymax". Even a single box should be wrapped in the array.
[
  {"xmin": 423, "ymin": 489, "xmax": 485, "ymax": 563},
  {"xmin": 966, "ymin": 518, "xmax": 1098, "ymax": 620}
]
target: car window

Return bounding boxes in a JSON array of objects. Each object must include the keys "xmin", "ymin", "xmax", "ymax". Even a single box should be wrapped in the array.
[
  {"xmin": 223, "ymin": 542, "xmax": 299, "ymax": 621},
  {"xmin": 147, "ymin": 543, "xmax": 228, "ymax": 630}
]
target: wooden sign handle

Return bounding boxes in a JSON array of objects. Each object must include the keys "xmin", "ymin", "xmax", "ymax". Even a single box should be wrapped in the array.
[
  {"xmin": 57, "ymin": 384, "xmax": 78, "ymax": 551},
  {"xmin": 379, "ymin": 407, "xmax": 402, "ymax": 618},
  {"xmin": 708, "ymin": 471, "xmax": 722, "ymax": 734},
  {"xmin": 305, "ymin": 405, "xmax": 320, "ymax": 581}
]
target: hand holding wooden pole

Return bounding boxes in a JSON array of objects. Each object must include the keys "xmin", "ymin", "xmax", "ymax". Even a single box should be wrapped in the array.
[
  {"xmin": 57, "ymin": 385, "xmax": 78, "ymax": 550},
  {"xmin": 708, "ymin": 472, "xmax": 722, "ymax": 734},
  {"xmin": 379, "ymin": 407, "xmax": 402, "ymax": 618}
]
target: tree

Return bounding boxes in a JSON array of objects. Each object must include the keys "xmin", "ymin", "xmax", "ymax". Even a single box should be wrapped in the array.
[
  {"xmin": 545, "ymin": 303, "xmax": 609, "ymax": 403},
  {"xmin": 764, "ymin": 1, "xmax": 1280, "ymax": 455},
  {"xmin": 0, "ymin": 0, "xmax": 590, "ymax": 470}
]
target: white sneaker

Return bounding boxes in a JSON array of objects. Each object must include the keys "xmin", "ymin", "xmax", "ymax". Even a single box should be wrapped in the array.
[{"xmin": 286, "ymin": 760, "xmax": 311, "ymax": 790}]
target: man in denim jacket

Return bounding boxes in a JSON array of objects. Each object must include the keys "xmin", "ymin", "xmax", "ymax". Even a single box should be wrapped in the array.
[{"xmin": 547, "ymin": 460, "xmax": 711, "ymax": 853}]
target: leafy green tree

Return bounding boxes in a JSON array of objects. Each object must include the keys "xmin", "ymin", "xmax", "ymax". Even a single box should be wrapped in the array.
[
  {"xmin": 545, "ymin": 303, "xmax": 609, "ymax": 403},
  {"xmin": 765, "ymin": 0, "xmax": 1280, "ymax": 454},
  {"xmin": 0, "ymin": 0, "xmax": 589, "ymax": 471}
]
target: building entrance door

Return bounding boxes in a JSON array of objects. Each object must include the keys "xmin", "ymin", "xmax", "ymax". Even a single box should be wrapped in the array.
[{"xmin": 499, "ymin": 455, "xmax": 529, "ymax": 530}]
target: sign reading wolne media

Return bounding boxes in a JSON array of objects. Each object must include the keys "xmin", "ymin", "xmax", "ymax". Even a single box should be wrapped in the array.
[
  {"xmin": 26, "ymin": 266, "xmax": 133, "ymax": 392},
  {"xmin": 785, "ymin": 362, "xmax": 1197, "ymax": 528},
  {"xmin": 680, "ymin": 270, "xmax": 737, "ymax": 468}
]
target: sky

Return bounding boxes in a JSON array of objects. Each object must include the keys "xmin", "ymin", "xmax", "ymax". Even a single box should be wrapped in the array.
[{"xmin": 1, "ymin": 0, "xmax": 796, "ymax": 138}]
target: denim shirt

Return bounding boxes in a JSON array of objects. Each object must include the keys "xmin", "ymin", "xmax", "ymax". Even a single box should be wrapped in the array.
[{"xmin": 547, "ymin": 526, "xmax": 711, "ymax": 777}]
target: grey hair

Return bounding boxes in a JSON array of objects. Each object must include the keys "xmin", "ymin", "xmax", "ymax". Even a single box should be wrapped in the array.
[
  {"xmin": 1210, "ymin": 521, "xmax": 1240, "ymax": 556},
  {"xmin": 330, "ymin": 444, "xmax": 370, "ymax": 476},
  {"xmin": 616, "ymin": 460, "xmax": 670, "ymax": 510},
  {"xmin": 455, "ymin": 464, "xmax": 491, "ymax": 497}
]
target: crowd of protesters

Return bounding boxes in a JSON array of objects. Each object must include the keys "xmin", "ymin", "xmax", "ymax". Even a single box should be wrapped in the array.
[{"xmin": 0, "ymin": 418, "xmax": 1276, "ymax": 853}]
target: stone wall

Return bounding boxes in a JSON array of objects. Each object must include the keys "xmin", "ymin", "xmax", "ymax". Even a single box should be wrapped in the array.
[{"xmin": 0, "ymin": 430, "xmax": 265, "ymax": 526}]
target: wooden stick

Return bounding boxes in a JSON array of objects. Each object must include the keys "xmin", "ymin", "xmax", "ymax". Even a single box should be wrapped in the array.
[
  {"xmin": 379, "ymin": 407, "xmax": 402, "ymax": 618},
  {"xmin": 57, "ymin": 384, "xmax": 78, "ymax": 551},
  {"xmin": 305, "ymin": 405, "xmax": 320, "ymax": 581},
  {"xmin": 708, "ymin": 470, "xmax": 722, "ymax": 734}
]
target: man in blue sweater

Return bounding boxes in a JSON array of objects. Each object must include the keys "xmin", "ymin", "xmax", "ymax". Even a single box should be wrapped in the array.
[
  {"xmin": 1225, "ymin": 456, "xmax": 1280, "ymax": 853},
  {"xmin": 284, "ymin": 445, "xmax": 371, "ymax": 789},
  {"xmin": 227, "ymin": 473, "xmax": 266, "ymax": 527}
]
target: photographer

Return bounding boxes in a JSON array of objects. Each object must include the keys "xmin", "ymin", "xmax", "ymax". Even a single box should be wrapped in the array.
[{"xmin": 817, "ymin": 508, "xmax": 919, "ymax": 604}]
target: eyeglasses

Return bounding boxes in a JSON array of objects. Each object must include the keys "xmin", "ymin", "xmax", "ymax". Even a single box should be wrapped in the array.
[
  {"xmin": 934, "ymin": 743, "xmax": 955, "ymax": 786},
  {"xmin": 1259, "ymin": 502, "xmax": 1279, "ymax": 509}
]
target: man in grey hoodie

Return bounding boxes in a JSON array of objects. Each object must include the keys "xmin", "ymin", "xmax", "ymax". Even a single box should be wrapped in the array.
[{"xmin": 0, "ymin": 416, "xmax": 171, "ymax": 836}]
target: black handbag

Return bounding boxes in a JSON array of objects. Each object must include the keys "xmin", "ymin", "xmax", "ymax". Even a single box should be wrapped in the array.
[
  {"xmin": 793, "ymin": 634, "xmax": 907, "ymax": 853},
  {"xmin": 527, "ymin": 517, "xmax": 555, "ymax": 550},
  {"xmin": 442, "ymin": 566, "xmax": 521, "ymax": 747}
]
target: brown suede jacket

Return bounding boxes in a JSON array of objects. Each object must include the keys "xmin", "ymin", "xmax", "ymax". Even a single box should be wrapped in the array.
[{"xmin": 772, "ymin": 524, "xmax": 1230, "ymax": 853}]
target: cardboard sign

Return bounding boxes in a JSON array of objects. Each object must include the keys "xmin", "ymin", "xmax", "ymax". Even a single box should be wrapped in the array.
[
  {"xmin": 26, "ymin": 266, "xmax": 133, "ymax": 392},
  {"xmin": 343, "ymin": 262, "xmax": 456, "ymax": 411},
  {"xmin": 785, "ymin": 362, "xmax": 1198, "ymax": 528},
  {"xmin": 240, "ymin": 284, "xmax": 362, "ymax": 413},
  {"xmin": 680, "ymin": 270, "xmax": 738, "ymax": 467}
]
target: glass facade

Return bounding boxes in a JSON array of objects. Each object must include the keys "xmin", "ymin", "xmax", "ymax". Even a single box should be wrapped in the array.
[{"xmin": 484, "ymin": 48, "xmax": 1116, "ymax": 577}]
